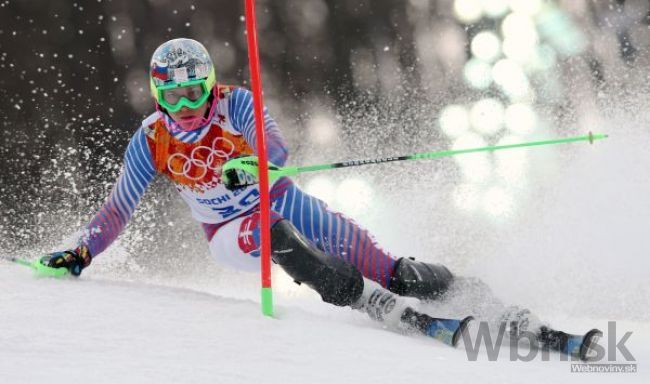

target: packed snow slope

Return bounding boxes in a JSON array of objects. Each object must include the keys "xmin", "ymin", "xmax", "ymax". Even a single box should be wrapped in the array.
[{"xmin": 0, "ymin": 264, "xmax": 646, "ymax": 384}]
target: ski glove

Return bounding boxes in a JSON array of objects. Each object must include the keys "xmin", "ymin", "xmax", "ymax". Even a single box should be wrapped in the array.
[
  {"xmin": 41, "ymin": 245, "xmax": 92, "ymax": 276},
  {"xmin": 222, "ymin": 166, "xmax": 258, "ymax": 190},
  {"xmin": 222, "ymin": 155, "xmax": 282, "ymax": 190}
]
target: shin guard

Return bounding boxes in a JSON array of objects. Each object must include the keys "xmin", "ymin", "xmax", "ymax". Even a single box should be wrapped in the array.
[{"xmin": 271, "ymin": 220, "xmax": 364, "ymax": 307}]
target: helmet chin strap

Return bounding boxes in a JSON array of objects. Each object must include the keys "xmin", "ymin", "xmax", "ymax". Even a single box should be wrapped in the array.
[{"xmin": 157, "ymin": 87, "xmax": 218, "ymax": 134}]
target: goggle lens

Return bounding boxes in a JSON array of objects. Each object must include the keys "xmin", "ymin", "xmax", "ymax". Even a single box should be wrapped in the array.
[
  {"xmin": 162, "ymin": 85, "xmax": 205, "ymax": 104},
  {"xmin": 157, "ymin": 80, "xmax": 210, "ymax": 112}
]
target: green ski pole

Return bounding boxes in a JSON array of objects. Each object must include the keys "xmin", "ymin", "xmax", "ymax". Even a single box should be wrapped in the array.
[
  {"xmin": 223, "ymin": 132, "xmax": 608, "ymax": 184},
  {"xmin": 10, "ymin": 257, "xmax": 70, "ymax": 278}
]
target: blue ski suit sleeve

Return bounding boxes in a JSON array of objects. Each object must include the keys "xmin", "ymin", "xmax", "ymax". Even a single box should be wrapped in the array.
[
  {"xmin": 79, "ymin": 127, "xmax": 156, "ymax": 257},
  {"xmin": 228, "ymin": 88, "xmax": 288, "ymax": 166}
]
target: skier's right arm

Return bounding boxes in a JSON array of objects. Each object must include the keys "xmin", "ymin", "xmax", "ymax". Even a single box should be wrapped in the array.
[{"xmin": 43, "ymin": 127, "xmax": 157, "ymax": 275}]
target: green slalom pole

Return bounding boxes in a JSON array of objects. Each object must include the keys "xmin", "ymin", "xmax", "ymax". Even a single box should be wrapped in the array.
[
  {"xmin": 10, "ymin": 257, "xmax": 70, "ymax": 278},
  {"xmin": 223, "ymin": 132, "xmax": 608, "ymax": 183}
]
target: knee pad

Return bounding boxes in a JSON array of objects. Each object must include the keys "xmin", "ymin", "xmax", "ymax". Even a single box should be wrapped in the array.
[
  {"xmin": 389, "ymin": 257, "xmax": 454, "ymax": 300},
  {"xmin": 271, "ymin": 220, "xmax": 364, "ymax": 307}
]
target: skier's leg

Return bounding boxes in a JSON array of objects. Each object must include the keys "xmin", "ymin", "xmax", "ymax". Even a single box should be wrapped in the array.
[
  {"xmin": 202, "ymin": 209, "xmax": 364, "ymax": 307},
  {"xmin": 270, "ymin": 177, "xmax": 396, "ymax": 287},
  {"xmin": 202, "ymin": 202, "xmax": 381, "ymax": 308},
  {"xmin": 270, "ymin": 178, "xmax": 454, "ymax": 300},
  {"xmin": 204, "ymin": 212, "xmax": 272, "ymax": 271},
  {"xmin": 203, "ymin": 202, "xmax": 471, "ymax": 343},
  {"xmin": 203, "ymin": 185, "xmax": 595, "ymax": 355},
  {"xmin": 271, "ymin": 217, "xmax": 406, "ymax": 316},
  {"xmin": 271, "ymin": 218, "xmax": 471, "ymax": 345},
  {"xmin": 270, "ymin": 219, "xmax": 364, "ymax": 306}
]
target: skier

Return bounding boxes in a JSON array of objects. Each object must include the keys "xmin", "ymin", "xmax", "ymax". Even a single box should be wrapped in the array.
[{"xmin": 40, "ymin": 38, "xmax": 599, "ymax": 358}]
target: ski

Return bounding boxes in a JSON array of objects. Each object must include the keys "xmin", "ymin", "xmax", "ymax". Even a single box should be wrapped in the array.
[
  {"xmin": 538, "ymin": 326, "xmax": 603, "ymax": 361},
  {"xmin": 401, "ymin": 307, "xmax": 474, "ymax": 347}
]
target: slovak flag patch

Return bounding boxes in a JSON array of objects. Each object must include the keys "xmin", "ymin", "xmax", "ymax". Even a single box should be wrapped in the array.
[
  {"xmin": 238, "ymin": 212, "xmax": 261, "ymax": 257},
  {"xmin": 151, "ymin": 61, "xmax": 169, "ymax": 81}
]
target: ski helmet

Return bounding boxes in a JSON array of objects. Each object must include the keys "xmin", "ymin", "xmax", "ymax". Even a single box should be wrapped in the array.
[{"xmin": 149, "ymin": 38, "xmax": 218, "ymax": 132}]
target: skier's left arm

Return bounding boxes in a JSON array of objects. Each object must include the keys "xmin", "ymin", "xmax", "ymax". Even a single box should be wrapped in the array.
[
  {"xmin": 80, "ymin": 128, "xmax": 157, "ymax": 256},
  {"xmin": 228, "ymin": 88, "xmax": 288, "ymax": 166},
  {"xmin": 41, "ymin": 128, "xmax": 157, "ymax": 275}
]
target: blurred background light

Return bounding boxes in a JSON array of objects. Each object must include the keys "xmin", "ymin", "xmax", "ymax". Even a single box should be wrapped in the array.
[
  {"xmin": 494, "ymin": 135, "xmax": 529, "ymax": 184},
  {"xmin": 457, "ymin": 155, "xmax": 492, "ymax": 183},
  {"xmin": 452, "ymin": 131, "xmax": 488, "ymax": 152},
  {"xmin": 463, "ymin": 58, "xmax": 493, "ymax": 90},
  {"xmin": 469, "ymin": 98, "xmax": 505, "ymax": 135},
  {"xmin": 502, "ymin": 37, "xmax": 537, "ymax": 64},
  {"xmin": 470, "ymin": 31, "xmax": 502, "ymax": 62},
  {"xmin": 524, "ymin": 44, "xmax": 557, "ymax": 72},
  {"xmin": 491, "ymin": 59, "xmax": 532, "ymax": 101},
  {"xmin": 536, "ymin": 4, "xmax": 587, "ymax": 57},
  {"xmin": 501, "ymin": 13, "xmax": 539, "ymax": 64},
  {"xmin": 306, "ymin": 113, "xmax": 339, "ymax": 146},
  {"xmin": 447, "ymin": 0, "xmax": 551, "ymax": 223},
  {"xmin": 452, "ymin": 133, "xmax": 492, "ymax": 182},
  {"xmin": 504, "ymin": 102, "xmax": 537, "ymax": 135},
  {"xmin": 501, "ymin": 12, "xmax": 537, "ymax": 39},
  {"xmin": 453, "ymin": 0, "xmax": 483, "ymax": 24},
  {"xmin": 507, "ymin": 0, "xmax": 543, "ymax": 16},
  {"xmin": 439, "ymin": 104, "xmax": 471, "ymax": 138},
  {"xmin": 481, "ymin": 0, "xmax": 510, "ymax": 18}
]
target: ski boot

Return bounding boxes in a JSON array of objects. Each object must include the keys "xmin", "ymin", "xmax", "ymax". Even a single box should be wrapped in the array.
[{"xmin": 388, "ymin": 257, "xmax": 454, "ymax": 301}]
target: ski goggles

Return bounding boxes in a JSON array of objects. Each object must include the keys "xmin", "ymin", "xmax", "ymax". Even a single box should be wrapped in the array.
[{"xmin": 155, "ymin": 78, "xmax": 212, "ymax": 113}]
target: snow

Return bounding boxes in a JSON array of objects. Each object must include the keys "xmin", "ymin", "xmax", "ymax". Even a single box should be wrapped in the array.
[
  {"xmin": 2, "ymin": 107, "xmax": 650, "ymax": 383},
  {"xmin": 1, "ymin": 263, "xmax": 647, "ymax": 384}
]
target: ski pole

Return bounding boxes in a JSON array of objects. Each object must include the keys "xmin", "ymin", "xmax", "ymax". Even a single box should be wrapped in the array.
[
  {"xmin": 10, "ymin": 257, "xmax": 32, "ymax": 267},
  {"xmin": 223, "ymin": 132, "xmax": 608, "ymax": 184},
  {"xmin": 9, "ymin": 257, "xmax": 70, "ymax": 278}
]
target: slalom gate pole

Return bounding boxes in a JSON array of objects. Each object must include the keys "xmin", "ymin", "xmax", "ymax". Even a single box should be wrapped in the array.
[
  {"xmin": 223, "ymin": 132, "xmax": 609, "ymax": 183},
  {"xmin": 244, "ymin": 0, "xmax": 274, "ymax": 317}
]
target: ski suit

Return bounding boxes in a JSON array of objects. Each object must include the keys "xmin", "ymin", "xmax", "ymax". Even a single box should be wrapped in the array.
[{"xmin": 80, "ymin": 86, "xmax": 397, "ymax": 287}]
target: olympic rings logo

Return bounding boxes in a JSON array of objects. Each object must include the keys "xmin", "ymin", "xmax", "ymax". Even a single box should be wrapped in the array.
[{"xmin": 167, "ymin": 137, "xmax": 235, "ymax": 181}]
